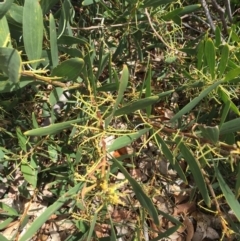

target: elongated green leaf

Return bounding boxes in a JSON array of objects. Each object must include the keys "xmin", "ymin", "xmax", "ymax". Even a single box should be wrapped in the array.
[
  {"xmin": 170, "ymin": 80, "xmax": 223, "ymax": 122},
  {"xmin": 220, "ymin": 118, "xmax": 240, "ymax": 135},
  {"xmin": 215, "ymin": 165, "xmax": 240, "ymax": 221},
  {"xmin": 214, "ymin": 26, "xmax": 221, "ymax": 48},
  {"xmin": 40, "ymin": 0, "xmax": 59, "ymax": 15},
  {"xmin": 6, "ymin": 3, "xmax": 23, "ymax": 24},
  {"xmin": 83, "ymin": 51, "xmax": 96, "ymax": 95},
  {"xmin": 163, "ymin": 3, "xmax": 201, "ymax": 21},
  {"xmin": 224, "ymin": 67, "xmax": 240, "ymax": 82},
  {"xmin": 0, "ymin": 217, "xmax": 15, "ymax": 230},
  {"xmin": 158, "ymin": 210, "xmax": 182, "ymax": 226},
  {"xmin": 177, "ymin": 139, "xmax": 210, "ymax": 207},
  {"xmin": 97, "ymin": 83, "xmax": 118, "ymax": 92},
  {"xmin": 112, "ymin": 158, "xmax": 159, "ymax": 225},
  {"xmin": 32, "ymin": 112, "xmax": 39, "ymax": 129},
  {"xmin": 51, "ymin": 58, "xmax": 84, "ymax": 81},
  {"xmin": 96, "ymin": 53, "xmax": 109, "ymax": 80},
  {"xmin": 177, "ymin": 4, "xmax": 201, "ymax": 15},
  {"xmin": 150, "ymin": 225, "xmax": 181, "ymax": 241},
  {"xmin": 23, "ymin": 0, "xmax": 43, "ymax": 69},
  {"xmin": 219, "ymin": 101, "xmax": 230, "ymax": 129},
  {"xmin": 114, "ymin": 96, "xmax": 159, "ymax": 116},
  {"xmin": 0, "ymin": 47, "xmax": 21, "ymax": 83},
  {"xmin": 153, "ymin": 133, "xmax": 187, "ymax": 183},
  {"xmin": 113, "ymin": 36, "xmax": 127, "ymax": 60},
  {"xmin": 0, "ymin": 233, "xmax": 10, "ymax": 241},
  {"xmin": 48, "ymin": 144, "xmax": 58, "ymax": 163},
  {"xmin": 49, "ymin": 87, "xmax": 64, "ymax": 106},
  {"xmin": 105, "ymin": 64, "xmax": 129, "ymax": 128},
  {"xmin": 227, "ymin": 59, "xmax": 240, "ymax": 69},
  {"xmin": 107, "ymin": 128, "xmax": 150, "ymax": 152},
  {"xmin": 16, "ymin": 127, "xmax": 27, "ymax": 153},
  {"xmin": 82, "ymin": 0, "xmax": 100, "ymax": 6},
  {"xmin": 21, "ymin": 156, "xmax": 38, "ymax": 188},
  {"xmin": 143, "ymin": 0, "xmax": 175, "ymax": 8},
  {"xmin": 229, "ymin": 26, "xmax": 240, "ymax": 42},
  {"xmin": 57, "ymin": 0, "xmax": 74, "ymax": 37},
  {"xmin": 19, "ymin": 183, "xmax": 82, "ymax": 241},
  {"xmin": 218, "ymin": 87, "xmax": 240, "ymax": 116},
  {"xmin": 162, "ymin": 8, "xmax": 183, "ymax": 21},
  {"xmin": 109, "ymin": 216, "xmax": 117, "ymax": 241},
  {"xmin": 0, "ymin": 0, "xmax": 14, "ymax": 19},
  {"xmin": 57, "ymin": 1, "xmax": 66, "ymax": 38},
  {"xmin": 49, "ymin": 13, "xmax": 58, "ymax": 68},
  {"xmin": 57, "ymin": 35, "xmax": 88, "ymax": 46},
  {"xmin": 198, "ymin": 125, "xmax": 219, "ymax": 144},
  {"xmin": 0, "ymin": 16, "xmax": 12, "ymax": 47},
  {"xmin": 0, "ymin": 202, "xmax": 18, "ymax": 216},
  {"xmin": 197, "ymin": 40, "xmax": 204, "ymax": 70},
  {"xmin": 24, "ymin": 117, "xmax": 89, "ymax": 136},
  {"xmin": 58, "ymin": 46, "xmax": 83, "ymax": 58},
  {"xmin": 205, "ymin": 38, "xmax": 215, "ymax": 80},
  {"xmin": 86, "ymin": 212, "xmax": 97, "ymax": 241},
  {"xmin": 221, "ymin": 133, "xmax": 235, "ymax": 145},
  {"xmin": 218, "ymin": 44, "xmax": 229, "ymax": 77},
  {"xmin": 158, "ymin": 90, "xmax": 175, "ymax": 99},
  {"xmin": 0, "ymin": 79, "xmax": 36, "ymax": 93}
]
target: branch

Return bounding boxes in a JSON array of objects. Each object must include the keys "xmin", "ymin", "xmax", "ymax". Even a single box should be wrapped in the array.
[
  {"xmin": 211, "ymin": 0, "xmax": 228, "ymax": 33},
  {"xmin": 199, "ymin": 0, "xmax": 216, "ymax": 32},
  {"xmin": 21, "ymin": 71, "xmax": 85, "ymax": 90},
  {"xmin": 224, "ymin": 0, "xmax": 233, "ymax": 22},
  {"xmin": 144, "ymin": 8, "xmax": 175, "ymax": 51}
]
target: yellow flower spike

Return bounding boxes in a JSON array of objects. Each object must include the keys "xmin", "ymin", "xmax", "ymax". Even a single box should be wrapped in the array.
[
  {"xmin": 102, "ymin": 180, "xmax": 128, "ymax": 206},
  {"xmin": 100, "ymin": 179, "xmax": 108, "ymax": 191}
]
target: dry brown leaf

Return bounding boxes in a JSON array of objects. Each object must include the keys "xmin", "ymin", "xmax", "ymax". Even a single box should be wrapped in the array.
[
  {"xmin": 49, "ymin": 222, "xmax": 61, "ymax": 241},
  {"xmin": 173, "ymin": 202, "xmax": 196, "ymax": 216},
  {"xmin": 53, "ymin": 218, "xmax": 74, "ymax": 231},
  {"xmin": 148, "ymin": 219, "xmax": 162, "ymax": 239},
  {"xmin": 157, "ymin": 158, "xmax": 169, "ymax": 176},
  {"xmin": 129, "ymin": 168, "xmax": 146, "ymax": 181},
  {"xmin": 111, "ymin": 208, "xmax": 131, "ymax": 222},
  {"xmin": 170, "ymin": 183, "xmax": 189, "ymax": 204},
  {"xmin": 153, "ymin": 195, "xmax": 173, "ymax": 214},
  {"xmin": 36, "ymin": 235, "xmax": 49, "ymax": 241},
  {"xmin": 164, "ymin": 221, "xmax": 184, "ymax": 241},
  {"xmin": 183, "ymin": 217, "xmax": 194, "ymax": 241},
  {"xmin": 94, "ymin": 223, "xmax": 110, "ymax": 238},
  {"xmin": 24, "ymin": 201, "xmax": 47, "ymax": 217}
]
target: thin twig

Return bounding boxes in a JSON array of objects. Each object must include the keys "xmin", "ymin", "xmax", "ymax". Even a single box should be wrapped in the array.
[
  {"xmin": 211, "ymin": 0, "xmax": 228, "ymax": 33},
  {"xmin": 204, "ymin": 174, "xmax": 231, "ymax": 239},
  {"xmin": 71, "ymin": 21, "xmax": 148, "ymax": 30},
  {"xmin": 199, "ymin": 0, "xmax": 216, "ymax": 32},
  {"xmin": 144, "ymin": 8, "xmax": 175, "ymax": 51},
  {"xmin": 21, "ymin": 71, "xmax": 85, "ymax": 90},
  {"xmin": 223, "ymin": 0, "xmax": 233, "ymax": 22},
  {"xmin": 15, "ymin": 189, "xmax": 38, "ymax": 241}
]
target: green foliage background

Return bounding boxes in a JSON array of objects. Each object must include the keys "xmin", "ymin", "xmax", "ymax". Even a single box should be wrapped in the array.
[{"xmin": 0, "ymin": 0, "xmax": 240, "ymax": 240}]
